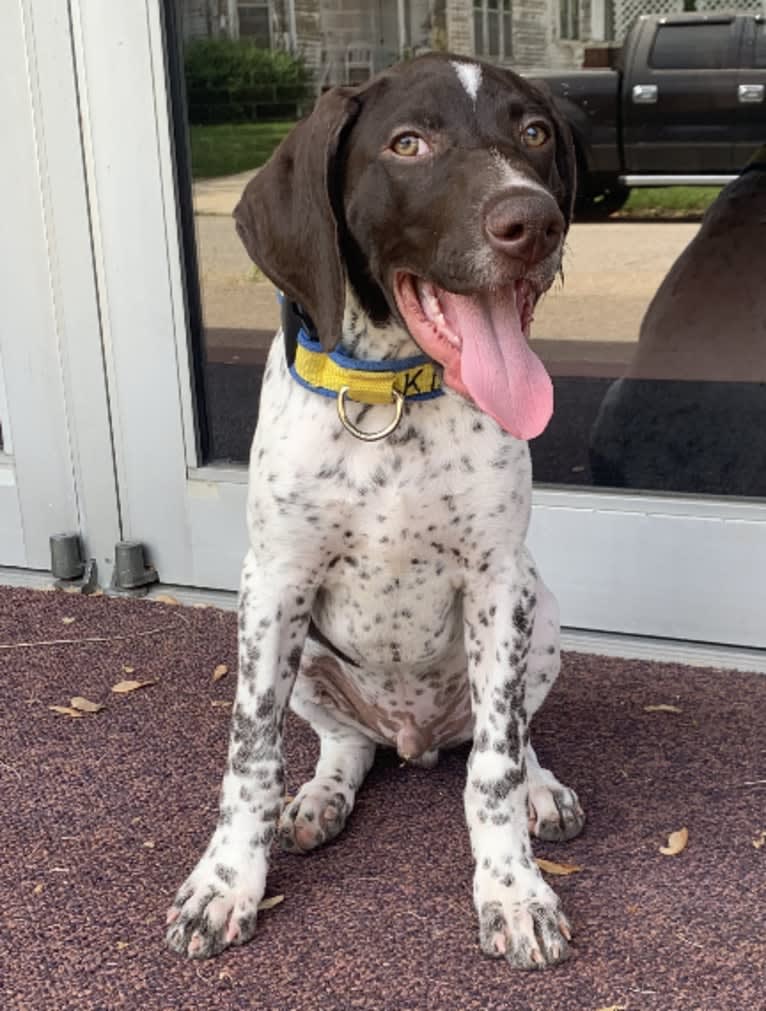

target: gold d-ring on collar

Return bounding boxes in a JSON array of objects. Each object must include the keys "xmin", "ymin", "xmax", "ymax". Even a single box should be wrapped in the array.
[{"xmin": 336, "ymin": 386, "xmax": 405, "ymax": 442}]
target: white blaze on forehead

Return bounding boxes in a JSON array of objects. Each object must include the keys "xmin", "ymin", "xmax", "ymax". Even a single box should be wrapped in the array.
[{"xmin": 451, "ymin": 61, "xmax": 482, "ymax": 103}]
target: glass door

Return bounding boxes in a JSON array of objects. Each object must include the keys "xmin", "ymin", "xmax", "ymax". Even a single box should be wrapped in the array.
[{"xmin": 59, "ymin": 0, "xmax": 766, "ymax": 647}]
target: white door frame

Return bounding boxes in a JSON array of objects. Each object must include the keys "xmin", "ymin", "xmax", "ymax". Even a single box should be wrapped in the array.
[
  {"xmin": 68, "ymin": 0, "xmax": 250, "ymax": 589},
  {"xmin": 1, "ymin": 0, "xmax": 120, "ymax": 573},
  {"xmin": 12, "ymin": 0, "xmax": 765, "ymax": 649}
]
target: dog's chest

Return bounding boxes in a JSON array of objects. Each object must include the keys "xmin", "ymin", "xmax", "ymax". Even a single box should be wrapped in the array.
[
  {"xmin": 305, "ymin": 491, "xmax": 477, "ymax": 754},
  {"xmin": 252, "ymin": 342, "xmax": 533, "ymax": 617},
  {"xmin": 314, "ymin": 492, "xmax": 464, "ymax": 667},
  {"xmin": 249, "ymin": 338, "xmax": 534, "ymax": 754}
]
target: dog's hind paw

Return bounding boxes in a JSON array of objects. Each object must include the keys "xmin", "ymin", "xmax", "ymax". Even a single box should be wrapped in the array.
[
  {"xmin": 528, "ymin": 783, "xmax": 585, "ymax": 843},
  {"xmin": 278, "ymin": 785, "xmax": 350, "ymax": 853}
]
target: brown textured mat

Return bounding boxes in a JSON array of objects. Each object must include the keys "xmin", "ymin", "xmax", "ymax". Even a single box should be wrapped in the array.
[{"xmin": 0, "ymin": 586, "xmax": 764, "ymax": 1011}]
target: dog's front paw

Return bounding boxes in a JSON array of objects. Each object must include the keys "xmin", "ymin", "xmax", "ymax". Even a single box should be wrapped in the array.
[
  {"xmin": 476, "ymin": 878, "xmax": 572, "ymax": 970},
  {"xmin": 165, "ymin": 858, "xmax": 266, "ymax": 959}
]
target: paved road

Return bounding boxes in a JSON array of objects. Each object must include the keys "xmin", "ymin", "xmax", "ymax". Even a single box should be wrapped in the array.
[{"xmin": 192, "ymin": 174, "xmax": 699, "ymax": 354}]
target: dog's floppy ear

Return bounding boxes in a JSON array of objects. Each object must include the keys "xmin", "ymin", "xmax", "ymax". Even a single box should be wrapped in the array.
[{"xmin": 233, "ymin": 89, "xmax": 360, "ymax": 351}]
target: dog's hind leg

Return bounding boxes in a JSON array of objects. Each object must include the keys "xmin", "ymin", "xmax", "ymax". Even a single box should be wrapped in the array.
[
  {"xmin": 525, "ymin": 579, "xmax": 585, "ymax": 843},
  {"xmin": 279, "ymin": 689, "xmax": 376, "ymax": 852}
]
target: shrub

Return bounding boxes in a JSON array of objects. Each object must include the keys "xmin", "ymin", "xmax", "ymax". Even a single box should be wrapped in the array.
[{"xmin": 184, "ymin": 39, "xmax": 311, "ymax": 123}]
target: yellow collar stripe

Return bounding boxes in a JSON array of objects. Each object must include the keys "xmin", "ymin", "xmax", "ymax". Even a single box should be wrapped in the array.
[{"xmin": 291, "ymin": 336, "xmax": 443, "ymax": 406}]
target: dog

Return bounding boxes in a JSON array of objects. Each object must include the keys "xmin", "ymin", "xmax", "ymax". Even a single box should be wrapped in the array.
[{"xmin": 166, "ymin": 52, "xmax": 584, "ymax": 970}]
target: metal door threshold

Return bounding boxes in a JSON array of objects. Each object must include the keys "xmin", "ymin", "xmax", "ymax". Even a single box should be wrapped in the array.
[{"xmin": 561, "ymin": 628, "xmax": 765, "ymax": 674}]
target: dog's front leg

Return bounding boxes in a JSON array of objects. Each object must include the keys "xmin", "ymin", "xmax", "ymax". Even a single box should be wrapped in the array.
[
  {"xmin": 464, "ymin": 553, "xmax": 572, "ymax": 970},
  {"xmin": 166, "ymin": 550, "xmax": 313, "ymax": 958}
]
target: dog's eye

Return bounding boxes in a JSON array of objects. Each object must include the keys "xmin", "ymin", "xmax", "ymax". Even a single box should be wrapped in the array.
[
  {"xmin": 391, "ymin": 133, "xmax": 429, "ymax": 157},
  {"xmin": 521, "ymin": 123, "xmax": 550, "ymax": 149}
]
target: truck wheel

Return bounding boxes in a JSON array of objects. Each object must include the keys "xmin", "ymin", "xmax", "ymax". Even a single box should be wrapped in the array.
[{"xmin": 575, "ymin": 181, "xmax": 631, "ymax": 220}]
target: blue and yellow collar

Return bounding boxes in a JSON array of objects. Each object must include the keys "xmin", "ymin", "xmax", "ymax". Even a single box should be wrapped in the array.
[
  {"xmin": 291, "ymin": 329, "xmax": 443, "ymax": 406},
  {"xmin": 278, "ymin": 294, "xmax": 444, "ymax": 440}
]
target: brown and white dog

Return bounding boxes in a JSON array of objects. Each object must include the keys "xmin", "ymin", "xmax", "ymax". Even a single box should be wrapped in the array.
[{"xmin": 167, "ymin": 53, "xmax": 584, "ymax": 970}]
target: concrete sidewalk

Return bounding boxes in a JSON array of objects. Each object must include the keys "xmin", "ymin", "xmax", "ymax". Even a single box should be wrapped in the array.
[{"xmin": 193, "ymin": 169, "xmax": 258, "ymax": 216}]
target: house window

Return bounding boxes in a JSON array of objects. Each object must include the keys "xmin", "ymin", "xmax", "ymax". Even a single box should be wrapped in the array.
[
  {"xmin": 560, "ymin": 0, "xmax": 580, "ymax": 41},
  {"xmin": 473, "ymin": 0, "xmax": 513, "ymax": 61},
  {"xmin": 237, "ymin": 2, "xmax": 271, "ymax": 48}
]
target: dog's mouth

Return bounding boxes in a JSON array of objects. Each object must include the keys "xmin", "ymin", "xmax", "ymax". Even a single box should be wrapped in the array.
[{"xmin": 393, "ymin": 273, "xmax": 553, "ymax": 440}]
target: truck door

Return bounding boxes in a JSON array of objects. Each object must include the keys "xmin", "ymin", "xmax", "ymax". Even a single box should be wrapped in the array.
[
  {"xmin": 623, "ymin": 17, "xmax": 740, "ymax": 175},
  {"xmin": 735, "ymin": 16, "xmax": 766, "ymax": 170}
]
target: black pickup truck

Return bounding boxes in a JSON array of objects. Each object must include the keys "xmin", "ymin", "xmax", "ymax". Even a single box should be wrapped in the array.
[{"xmin": 531, "ymin": 12, "xmax": 766, "ymax": 216}]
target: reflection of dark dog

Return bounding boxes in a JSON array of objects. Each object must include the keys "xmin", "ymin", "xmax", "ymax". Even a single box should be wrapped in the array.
[
  {"xmin": 166, "ymin": 53, "xmax": 585, "ymax": 968},
  {"xmin": 591, "ymin": 151, "xmax": 766, "ymax": 495}
]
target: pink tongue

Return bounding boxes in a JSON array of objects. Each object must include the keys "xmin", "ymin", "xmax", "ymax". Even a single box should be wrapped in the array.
[{"xmin": 441, "ymin": 288, "xmax": 553, "ymax": 440}]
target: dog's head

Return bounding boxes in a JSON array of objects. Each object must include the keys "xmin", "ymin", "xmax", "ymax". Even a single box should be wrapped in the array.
[{"xmin": 234, "ymin": 53, "xmax": 575, "ymax": 439}]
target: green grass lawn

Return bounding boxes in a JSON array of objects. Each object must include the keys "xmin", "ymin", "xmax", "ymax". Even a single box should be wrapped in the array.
[
  {"xmin": 189, "ymin": 121, "xmax": 296, "ymax": 179},
  {"xmin": 619, "ymin": 185, "xmax": 721, "ymax": 218}
]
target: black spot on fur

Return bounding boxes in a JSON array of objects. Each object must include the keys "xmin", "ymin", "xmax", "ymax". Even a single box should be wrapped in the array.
[
  {"xmin": 513, "ymin": 604, "xmax": 529, "ymax": 634},
  {"xmin": 215, "ymin": 864, "xmax": 237, "ymax": 886}
]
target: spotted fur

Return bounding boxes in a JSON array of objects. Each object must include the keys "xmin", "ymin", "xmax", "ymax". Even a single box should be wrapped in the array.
[{"xmin": 166, "ymin": 52, "xmax": 584, "ymax": 969}]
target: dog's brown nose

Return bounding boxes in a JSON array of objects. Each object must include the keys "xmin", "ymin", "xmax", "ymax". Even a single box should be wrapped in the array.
[{"xmin": 484, "ymin": 189, "xmax": 565, "ymax": 264}]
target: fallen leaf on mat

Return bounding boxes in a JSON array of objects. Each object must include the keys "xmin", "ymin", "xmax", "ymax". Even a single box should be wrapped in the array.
[
  {"xmin": 535, "ymin": 857, "xmax": 583, "ymax": 876},
  {"xmin": 33, "ymin": 883, "xmax": 44, "ymax": 896},
  {"xmin": 752, "ymin": 830, "xmax": 766, "ymax": 850},
  {"xmin": 48, "ymin": 705, "xmax": 84, "ymax": 718},
  {"xmin": 660, "ymin": 827, "xmax": 689, "ymax": 856},
  {"xmin": 257, "ymin": 894, "xmax": 285, "ymax": 912},
  {"xmin": 644, "ymin": 704, "xmax": 682, "ymax": 714},
  {"xmin": 143, "ymin": 839, "xmax": 155, "ymax": 849},
  {"xmin": 69, "ymin": 696, "xmax": 104, "ymax": 713},
  {"xmin": 212, "ymin": 663, "xmax": 229, "ymax": 682},
  {"xmin": 211, "ymin": 700, "xmax": 231, "ymax": 709},
  {"xmin": 122, "ymin": 665, "xmax": 135, "ymax": 674},
  {"xmin": 111, "ymin": 679, "xmax": 158, "ymax": 694},
  {"xmin": 153, "ymin": 594, "xmax": 179, "ymax": 606},
  {"xmin": 595, "ymin": 1004, "xmax": 627, "ymax": 1011},
  {"xmin": 116, "ymin": 941, "xmax": 129, "ymax": 950},
  {"xmin": 61, "ymin": 617, "xmax": 76, "ymax": 625}
]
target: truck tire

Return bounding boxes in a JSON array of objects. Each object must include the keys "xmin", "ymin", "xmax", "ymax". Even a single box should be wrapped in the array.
[{"xmin": 575, "ymin": 180, "xmax": 631, "ymax": 220}]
